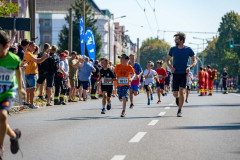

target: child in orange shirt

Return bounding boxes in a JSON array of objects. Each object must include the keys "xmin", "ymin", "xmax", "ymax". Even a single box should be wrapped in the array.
[{"xmin": 114, "ymin": 54, "xmax": 135, "ymax": 117}]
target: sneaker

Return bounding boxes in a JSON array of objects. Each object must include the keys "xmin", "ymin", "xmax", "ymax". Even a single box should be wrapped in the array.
[
  {"xmin": 176, "ymin": 98, "xmax": 179, "ymax": 106},
  {"xmin": 150, "ymin": 94, "xmax": 153, "ymax": 100},
  {"xmin": 83, "ymin": 98, "xmax": 87, "ymax": 101},
  {"xmin": 157, "ymin": 100, "xmax": 161, "ymax": 104},
  {"xmin": 101, "ymin": 108, "xmax": 106, "ymax": 114},
  {"xmin": 107, "ymin": 103, "xmax": 111, "ymax": 110},
  {"xmin": 147, "ymin": 99, "xmax": 150, "ymax": 105},
  {"xmin": 91, "ymin": 97, "xmax": 98, "ymax": 99},
  {"xmin": 129, "ymin": 104, "xmax": 134, "ymax": 109},
  {"xmin": 61, "ymin": 101, "xmax": 67, "ymax": 105},
  {"xmin": 54, "ymin": 101, "xmax": 61, "ymax": 105},
  {"xmin": 177, "ymin": 112, "xmax": 183, "ymax": 117},
  {"xmin": 121, "ymin": 111, "xmax": 126, "ymax": 117},
  {"xmin": 162, "ymin": 93, "xmax": 165, "ymax": 96},
  {"xmin": 46, "ymin": 103, "xmax": 53, "ymax": 106},
  {"xmin": 10, "ymin": 129, "xmax": 21, "ymax": 154},
  {"xmin": 23, "ymin": 102, "xmax": 30, "ymax": 106},
  {"xmin": 0, "ymin": 147, "xmax": 4, "ymax": 160},
  {"xmin": 29, "ymin": 105, "xmax": 39, "ymax": 109},
  {"xmin": 185, "ymin": 99, "xmax": 188, "ymax": 103}
]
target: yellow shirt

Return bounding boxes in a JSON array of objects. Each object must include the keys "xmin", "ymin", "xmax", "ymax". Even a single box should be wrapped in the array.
[{"xmin": 24, "ymin": 51, "xmax": 38, "ymax": 75}]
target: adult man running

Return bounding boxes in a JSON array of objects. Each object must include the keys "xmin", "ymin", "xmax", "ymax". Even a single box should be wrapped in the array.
[
  {"xmin": 0, "ymin": 30, "xmax": 26, "ymax": 159},
  {"xmin": 98, "ymin": 57, "xmax": 116, "ymax": 114},
  {"xmin": 129, "ymin": 54, "xmax": 143, "ymax": 109},
  {"xmin": 166, "ymin": 32, "xmax": 197, "ymax": 117}
]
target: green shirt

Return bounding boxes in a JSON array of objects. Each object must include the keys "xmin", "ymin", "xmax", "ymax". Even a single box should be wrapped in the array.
[{"xmin": 0, "ymin": 52, "xmax": 20, "ymax": 102}]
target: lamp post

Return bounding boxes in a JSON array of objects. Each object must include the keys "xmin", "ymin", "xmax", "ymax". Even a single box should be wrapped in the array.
[
  {"xmin": 109, "ymin": 15, "xmax": 126, "ymax": 62},
  {"xmin": 193, "ymin": 37, "xmax": 213, "ymax": 67}
]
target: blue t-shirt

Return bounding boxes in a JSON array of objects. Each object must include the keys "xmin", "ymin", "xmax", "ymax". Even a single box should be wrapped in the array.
[
  {"xmin": 165, "ymin": 70, "xmax": 172, "ymax": 82},
  {"xmin": 133, "ymin": 63, "xmax": 142, "ymax": 75},
  {"xmin": 17, "ymin": 45, "xmax": 25, "ymax": 61},
  {"xmin": 168, "ymin": 46, "xmax": 195, "ymax": 74},
  {"xmin": 78, "ymin": 62, "xmax": 95, "ymax": 81}
]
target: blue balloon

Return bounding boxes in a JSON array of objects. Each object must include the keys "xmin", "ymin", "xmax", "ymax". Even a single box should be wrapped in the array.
[
  {"xmin": 85, "ymin": 28, "xmax": 96, "ymax": 61},
  {"xmin": 79, "ymin": 17, "xmax": 84, "ymax": 55}
]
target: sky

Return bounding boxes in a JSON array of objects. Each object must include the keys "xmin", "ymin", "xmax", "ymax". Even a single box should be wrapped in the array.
[{"xmin": 94, "ymin": 0, "xmax": 240, "ymax": 52}]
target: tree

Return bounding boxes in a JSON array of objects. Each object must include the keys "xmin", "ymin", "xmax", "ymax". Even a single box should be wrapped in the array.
[
  {"xmin": 140, "ymin": 38, "xmax": 170, "ymax": 70},
  {"xmin": 0, "ymin": 0, "xmax": 19, "ymax": 17},
  {"xmin": 58, "ymin": 0, "xmax": 102, "ymax": 59}
]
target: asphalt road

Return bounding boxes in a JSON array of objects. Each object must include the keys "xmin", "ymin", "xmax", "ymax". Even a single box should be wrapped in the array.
[{"xmin": 3, "ymin": 91, "xmax": 240, "ymax": 160}]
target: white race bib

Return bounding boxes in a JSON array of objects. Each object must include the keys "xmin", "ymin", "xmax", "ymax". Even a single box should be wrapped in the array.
[
  {"xmin": 158, "ymin": 75, "xmax": 163, "ymax": 80},
  {"xmin": 118, "ymin": 77, "xmax": 128, "ymax": 85},
  {"xmin": 102, "ymin": 77, "xmax": 113, "ymax": 85},
  {"xmin": 0, "ymin": 72, "xmax": 12, "ymax": 86}
]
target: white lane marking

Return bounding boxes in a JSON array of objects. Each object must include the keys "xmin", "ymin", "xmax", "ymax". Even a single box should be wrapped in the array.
[
  {"xmin": 158, "ymin": 112, "xmax": 166, "ymax": 116},
  {"xmin": 148, "ymin": 120, "xmax": 159, "ymax": 126},
  {"xmin": 129, "ymin": 132, "xmax": 147, "ymax": 143},
  {"xmin": 165, "ymin": 107, "xmax": 170, "ymax": 109},
  {"xmin": 232, "ymin": 93, "xmax": 240, "ymax": 97},
  {"xmin": 111, "ymin": 155, "xmax": 126, "ymax": 160}
]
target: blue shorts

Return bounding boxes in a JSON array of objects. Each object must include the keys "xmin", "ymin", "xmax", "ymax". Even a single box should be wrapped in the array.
[
  {"xmin": 78, "ymin": 80, "xmax": 89, "ymax": 90},
  {"xmin": 0, "ymin": 97, "xmax": 14, "ymax": 111},
  {"xmin": 130, "ymin": 84, "xmax": 139, "ymax": 92},
  {"xmin": 25, "ymin": 74, "xmax": 37, "ymax": 88},
  {"xmin": 156, "ymin": 83, "xmax": 165, "ymax": 90},
  {"xmin": 117, "ymin": 86, "xmax": 129, "ymax": 100}
]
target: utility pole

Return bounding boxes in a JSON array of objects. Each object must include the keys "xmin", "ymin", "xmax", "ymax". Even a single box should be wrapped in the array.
[
  {"xmin": 137, "ymin": 38, "xmax": 140, "ymax": 63},
  {"xmin": 29, "ymin": 0, "xmax": 36, "ymax": 41},
  {"xmin": 68, "ymin": 8, "xmax": 73, "ymax": 53},
  {"xmin": 83, "ymin": 1, "xmax": 85, "ymax": 55}
]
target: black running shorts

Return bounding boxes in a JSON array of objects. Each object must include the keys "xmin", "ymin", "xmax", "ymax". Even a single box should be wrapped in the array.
[{"xmin": 172, "ymin": 73, "xmax": 187, "ymax": 91}]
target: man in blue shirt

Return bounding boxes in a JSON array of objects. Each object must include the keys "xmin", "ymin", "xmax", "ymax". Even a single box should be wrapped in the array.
[
  {"xmin": 166, "ymin": 32, "xmax": 197, "ymax": 117},
  {"xmin": 78, "ymin": 57, "xmax": 96, "ymax": 101}
]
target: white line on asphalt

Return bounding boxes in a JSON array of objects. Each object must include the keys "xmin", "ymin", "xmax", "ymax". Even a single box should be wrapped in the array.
[
  {"xmin": 158, "ymin": 112, "xmax": 166, "ymax": 116},
  {"xmin": 232, "ymin": 93, "xmax": 240, "ymax": 97},
  {"xmin": 165, "ymin": 107, "xmax": 170, "ymax": 109},
  {"xmin": 148, "ymin": 120, "xmax": 159, "ymax": 126},
  {"xmin": 111, "ymin": 155, "xmax": 126, "ymax": 160},
  {"xmin": 129, "ymin": 132, "xmax": 147, "ymax": 143}
]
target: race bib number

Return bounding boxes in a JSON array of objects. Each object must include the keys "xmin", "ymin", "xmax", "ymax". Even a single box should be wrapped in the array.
[
  {"xmin": 158, "ymin": 75, "xmax": 162, "ymax": 80},
  {"xmin": 118, "ymin": 77, "xmax": 128, "ymax": 85},
  {"xmin": 102, "ymin": 78, "xmax": 113, "ymax": 85},
  {"xmin": 0, "ymin": 72, "xmax": 12, "ymax": 86}
]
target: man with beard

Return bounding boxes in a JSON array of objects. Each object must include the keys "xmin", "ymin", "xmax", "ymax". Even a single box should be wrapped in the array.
[{"xmin": 166, "ymin": 32, "xmax": 197, "ymax": 117}]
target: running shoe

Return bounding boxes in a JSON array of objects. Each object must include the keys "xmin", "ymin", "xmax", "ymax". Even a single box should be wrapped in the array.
[
  {"xmin": 107, "ymin": 103, "xmax": 111, "ymax": 110},
  {"xmin": 177, "ymin": 109, "xmax": 182, "ymax": 117},
  {"xmin": 54, "ymin": 100, "xmax": 61, "ymax": 105},
  {"xmin": 10, "ymin": 129, "xmax": 21, "ymax": 154},
  {"xmin": 150, "ymin": 94, "xmax": 153, "ymax": 100},
  {"xmin": 101, "ymin": 108, "xmax": 106, "ymax": 114},
  {"xmin": 157, "ymin": 99, "xmax": 161, "ymax": 104},
  {"xmin": 121, "ymin": 111, "xmax": 126, "ymax": 117},
  {"xmin": 29, "ymin": 105, "xmax": 39, "ymax": 109},
  {"xmin": 23, "ymin": 102, "xmax": 30, "ymax": 106},
  {"xmin": 185, "ymin": 99, "xmax": 188, "ymax": 103},
  {"xmin": 61, "ymin": 101, "xmax": 67, "ymax": 105},
  {"xmin": 162, "ymin": 93, "xmax": 165, "ymax": 96},
  {"xmin": 83, "ymin": 98, "xmax": 87, "ymax": 101},
  {"xmin": 46, "ymin": 103, "xmax": 53, "ymax": 106},
  {"xmin": 0, "ymin": 147, "xmax": 4, "ymax": 160},
  {"xmin": 176, "ymin": 98, "xmax": 179, "ymax": 106},
  {"xmin": 129, "ymin": 104, "xmax": 134, "ymax": 109},
  {"xmin": 147, "ymin": 98, "xmax": 150, "ymax": 105},
  {"xmin": 91, "ymin": 96, "xmax": 98, "ymax": 99}
]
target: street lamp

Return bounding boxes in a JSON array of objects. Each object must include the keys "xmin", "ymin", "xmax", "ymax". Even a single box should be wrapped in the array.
[{"xmin": 192, "ymin": 37, "xmax": 213, "ymax": 67}]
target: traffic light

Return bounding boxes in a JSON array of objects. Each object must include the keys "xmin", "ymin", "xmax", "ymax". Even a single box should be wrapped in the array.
[{"xmin": 229, "ymin": 39, "xmax": 234, "ymax": 48}]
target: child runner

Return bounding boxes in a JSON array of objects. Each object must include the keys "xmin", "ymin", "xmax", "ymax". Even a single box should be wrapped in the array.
[
  {"xmin": 155, "ymin": 60, "xmax": 167, "ymax": 104},
  {"xmin": 98, "ymin": 57, "xmax": 116, "ymax": 114},
  {"xmin": 0, "ymin": 30, "xmax": 26, "ymax": 159},
  {"xmin": 114, "ymin": 54, "xmax": 135, "ymax": 117},
  {"xmin": 129, "ymin": 54, "xmax": 143, "ymax": 109},
  {"xmin": 144, "ymin": 61, "xmax": 157, "ymax": 105}
]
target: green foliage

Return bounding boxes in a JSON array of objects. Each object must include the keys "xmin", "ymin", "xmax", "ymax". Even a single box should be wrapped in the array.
[
  {"xmin": 58, "ymin": 0, "xmax": 102, "ymax": 59},
  {"xmin": 0, "ymin": 0, "xmax": 19, "ymax": 17},
  {"xmin": 204, "ymin": 11, "xmax": 240, "ymax": 78},
  {"xmin": 140, "ymin": 38, "xmax": 170, "ymax": 70}
]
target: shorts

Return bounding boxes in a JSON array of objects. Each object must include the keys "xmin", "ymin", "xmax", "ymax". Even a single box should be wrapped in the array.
[
  {"xmin": 130, "ymin": 84, "xmax": 139, "ymax": 92},
  {"xmin": 187, "ymin": 85, "xmax": 191, "ymax": 90},
  {"xmin": 172, "ymin": 73, "xmax": 187, "ymax": 91},
  {"xmin": 0, "ymin": 97, "xmax": 14, "ymax": 111},
  {"xmin": 117, "ymin": 86, "xmax": 129, "ymax": 100},
  {"xmin": 37, "ymin": 73, "xmax": 54, "ymax": 88},
  {"xmin": 156, "ymin": 83, "xmax": 165, "ymax": 90},
  {"xmin": 144, "ymin": 83, "xmax": 153, "ymax": 92},
  {"xmin": 70, "ymin": 78, "xmax": 78, "ymax": 87},
  {"xmin": 25, "ymin": 74, "xmax": 37, "ymax": 89},
  {"xmin": 165, "ymin": 81, "xmax": 170, "ymax": 86},
  {"xmin": 78, "ymin": 80, "xmax": 89, "ymax": 90},
  {"xmin": 101, "ymin": 85, "xmax": 113, "ymax": 97}
]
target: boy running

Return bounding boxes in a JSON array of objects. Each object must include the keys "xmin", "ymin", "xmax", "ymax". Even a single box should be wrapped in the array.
[
  {"xmin": 155, "ymin": 60, "xmax": 167, "ymax": 104},
  {"xmin": 144, "ymin": 61, "xmax": 157, "ymax": 105},
  {"xmin": 129, "ymin": 54, "xmax": 143, "ymax": 109},
  {"xmin": 0, "ymin": 30, "xmax": 26, "ymax": 159},
  {"xmin": 98, "ymin": 58, "xmax": 116, "ymax": 114},
  {"xmin": 114, "ymin": 54, "xmax": 135, "ymax": 117}
]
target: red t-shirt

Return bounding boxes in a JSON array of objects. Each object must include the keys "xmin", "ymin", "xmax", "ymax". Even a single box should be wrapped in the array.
[{"xmin": 156, "ymin": 68, "xmax": 167, "ymax": 83}]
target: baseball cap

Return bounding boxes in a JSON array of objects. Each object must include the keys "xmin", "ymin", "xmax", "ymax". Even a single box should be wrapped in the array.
[
  {"xmin": 59, "ymin": 52, "xmax": 68, "ymax": 57},
  {"xmin": 118, "ymin": 53, "xmax": 129, "ymax": 59}
]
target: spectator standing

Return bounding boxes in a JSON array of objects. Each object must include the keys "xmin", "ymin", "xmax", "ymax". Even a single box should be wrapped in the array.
[{"xmin": 91, "ymin": 60, "xmax": 100, "ymax": 99}]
